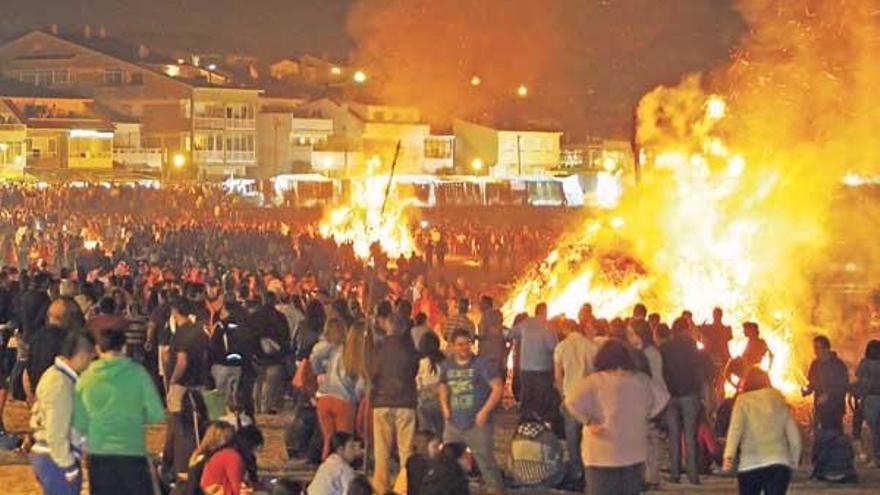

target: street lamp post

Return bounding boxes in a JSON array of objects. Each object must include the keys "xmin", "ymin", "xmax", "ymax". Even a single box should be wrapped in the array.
[{"xmin": 516, "ymin": 134, "xmax": 523, "ymax": 176}]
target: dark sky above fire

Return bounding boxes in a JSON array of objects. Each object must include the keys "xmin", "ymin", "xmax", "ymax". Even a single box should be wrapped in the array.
[{"xmin": 1, "ymin": 0, "xmax": 744, "ymax": 136}]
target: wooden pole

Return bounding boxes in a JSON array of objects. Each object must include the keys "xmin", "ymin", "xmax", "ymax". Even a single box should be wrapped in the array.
[{"xmin": 380, "ymin": 140, "xmax": 402, "ymax": 217}]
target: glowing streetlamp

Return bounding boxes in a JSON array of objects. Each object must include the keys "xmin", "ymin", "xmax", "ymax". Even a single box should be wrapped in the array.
[
  {"xmin": 470, "ymin": 75, "xmax": 482, "ymax": 87},
  {"xmin": 471, "ymin": 158, "xmax": 484, "ymax": 172},
  {"xmin": 331, "ymin": 66, "xmax": 342, "ymax": 76},
  {"xmin": 172, "ymin": 153, "xmax": 186, "ymax": 168},
  {"xmin": 516, "ymin": 84, "xmax": 529, "ymax": 98},
  {"xmin": 353, "ymin": 71, "xmax": 367, "ymax": 84},
  {"xmin": 207, "ymin": 63, "xmax": 217, "ymax": 71}
]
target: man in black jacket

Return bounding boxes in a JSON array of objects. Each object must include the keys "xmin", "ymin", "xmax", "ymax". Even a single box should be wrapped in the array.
[
  {"xmin": 660, "ymin": 317, "xmax": 711, "ymax": 485},
  {"xmin": 247, "ymin": 291, "xmax": 290, "ymax": 414},
  {"xmin": 804, "ymin": 335, "xmax": 850, "ymax": 431},
  {"xmin": 370, "ymin": 300, "xmax": 419, "ymax": 493},
  {"xmin": 209, "ymin": 297, "xmax": 256, "ymax": 411},
  {"xmin": 19, "ymin": 272, "xmax": 51, "ymax": 343}
]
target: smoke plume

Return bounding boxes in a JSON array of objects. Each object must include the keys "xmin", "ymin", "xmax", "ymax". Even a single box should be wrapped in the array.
[{"xmin": 346, "ymin": 0, "xmax": 739, "ymax": 133}]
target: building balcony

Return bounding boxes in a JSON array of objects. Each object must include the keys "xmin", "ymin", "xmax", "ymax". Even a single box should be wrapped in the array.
[
  {"xmin": 113, "ymin": 147, "xmax": 164, "ymax": 169},
  {"xmin": 0, "ymin": 123, "xmax": 25, "ymax": 131},
  {"xmin": 227, "ymin": 150, "xmax": 256, "ymax": 163},
  {"xmin": 291, "ymin": 117, "xmax": 333, "ymax": 134},
  {"xmin": 194, "ymin": 150, "xmax": 256, "ymax": 164},
  {"xmin": 227, "ymin": 119, "xmax": 256, "ymax": 130},
  {"xmin": 194, "ymin": 150, "xmax": 225, "ymax": 163},
  {"xmin": 194, "ymin": 117, "xmax": 256, "ymax": 130},
  {"xmin": 194, "ymin": 117, "xmax": 226, "ymax": 130}
]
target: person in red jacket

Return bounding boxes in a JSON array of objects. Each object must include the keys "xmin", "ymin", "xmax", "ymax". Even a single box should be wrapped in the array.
[{"xmin": 192, "ymin": 422, "xmax": 248, "ymax": 495}]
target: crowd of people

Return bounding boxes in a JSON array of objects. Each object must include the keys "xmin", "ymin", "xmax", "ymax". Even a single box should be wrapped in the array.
[{"xmin": 0, "ymin": 183, "xmax": 877, "ymax": 495}]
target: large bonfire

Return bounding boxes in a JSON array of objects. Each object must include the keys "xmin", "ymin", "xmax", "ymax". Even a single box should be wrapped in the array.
[
  {"xmin": 503, "ymin": 0, "xmax": 880, "ymax": 393},
  {"xmin": 318, "ymin": 175, "xmax": 418, "ymax": 261}
]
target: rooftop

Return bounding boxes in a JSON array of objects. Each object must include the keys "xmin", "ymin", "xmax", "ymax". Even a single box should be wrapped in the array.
[
  {"xmin": 457, "ymin": 117, "xmax": 563, "ymax": 133},
  {"xmin": 52, "ymin": 30, "xmax": 176, "ymax": 65},
  {"xmin": 0, "ymin": 76, "xmax": 84, "ymax": 99},
  {"xmin": 3, "ymin": 29, "xmax": 260, "ymax": 90}
]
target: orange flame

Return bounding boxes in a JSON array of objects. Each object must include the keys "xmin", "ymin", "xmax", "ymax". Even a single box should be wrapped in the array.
[
  {"xmin": 503, "ymin": 88, "xmax": 807, "ymax": 394},
  {"xmin": 318, "ymin": 175, "xmax": 417, "ymax": 261}
]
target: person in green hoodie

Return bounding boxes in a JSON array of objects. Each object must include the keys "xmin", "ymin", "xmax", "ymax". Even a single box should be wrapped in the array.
[{"xmin": 74, "ymin": 327, "xmax": 165, "ymax": 495}]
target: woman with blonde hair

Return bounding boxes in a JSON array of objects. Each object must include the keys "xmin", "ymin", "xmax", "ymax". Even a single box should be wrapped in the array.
[
  {"xmin": 343, "ymin": 319, "xmax": 369, "ymax": 381},
  {"xmin": 311, "ymin": 318, "xmax": 364, "ymax": 459},
  {"xmin": 190, "ymin": 421, "xmax": 247, "ymax": 495}
]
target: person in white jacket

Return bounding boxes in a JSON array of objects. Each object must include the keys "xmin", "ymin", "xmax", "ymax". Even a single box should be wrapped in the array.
[
  {"xmin": 28, "ymin": 331, "xmax": 96, "ymax": 495},
  {"xmin": 723, "ymin": 367, "xmax": 802, "ymax": 495}
]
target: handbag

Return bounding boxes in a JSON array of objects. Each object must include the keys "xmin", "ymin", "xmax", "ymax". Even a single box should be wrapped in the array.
[{"xmin": 291, "ymin": 358, "xmax": 317, "ymax": 398}]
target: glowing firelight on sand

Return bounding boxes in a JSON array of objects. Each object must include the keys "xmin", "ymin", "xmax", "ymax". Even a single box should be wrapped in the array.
[{"xmin": 318, "ymin": 175, "xmax": 417, "ymax": 261}]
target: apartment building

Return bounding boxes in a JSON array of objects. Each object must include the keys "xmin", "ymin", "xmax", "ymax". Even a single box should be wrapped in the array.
[
  {"xmin": 0, "ymin": 77, "xmax": 119, "ymax": 174},
  {"xmin": 301, "ymin": 98, "xmax": 444, "ymax": 175},
  {"xmin": 453, "ymin": 119, "xmax": 562, "ymax": 177},
  {"xmin": 256, "ymin": 107, "xmax": 334, "ymax": 178},
  {"xmin": 0, "ymin": 97, "xmax": 26, "ymax": 174},
  {"xmin": 0, "ymin": 28, "xmax": 261, "ymax": 179}
]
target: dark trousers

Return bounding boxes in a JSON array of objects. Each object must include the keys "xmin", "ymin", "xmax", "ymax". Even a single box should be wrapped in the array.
[
  {"xmin": 585, "ymin": 463, "xmax": 644, "ymax": 495},
  {"xmin": 161, "ymin": 413, "xmax": 198, "ymax": 479},
  {"xmin": 519, "ymin": 370, "xmax": 557, "ymax": 420},
  {"xmin": 737, "ymin": 465, "xmax": 792, "ymax": 495},
  {"xmin": 815, "ymin": 399, "xmax": 845, "ymax": 432},
  {"xmin": 666, "ymin": 395, "xmax": 701, "ymax": 483},
  {"xmin": 863, "ymin": 395, "xmax": 880, "ymax": 461},
  {"xmin": 88, "ymin": 455, "xmax": 154, "ymax": 495}
]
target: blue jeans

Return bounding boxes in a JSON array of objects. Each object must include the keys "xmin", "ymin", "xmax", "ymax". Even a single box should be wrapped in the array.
[
  {"xmin": 863, "ymin": 395, "xmax": 880, "ymax": 461},
  {"xmin": 417, "ymin": 397, "xmax": 444, "ymax": 438},
  {"xmin": 665, "ymin": 395, "xmax": 701, "ymax": 482},
  {"xmin": 444, "ymin": 420, "xmax": 503, "ymax": 492},
  {"xmin": 562, "ymin": 406, "xmax": 583, "ymax": 477},
  {"xmin": 29, "ymin": 452, "xmax": 81, "ymax": 495},
  {"xmin": 254, "ymin": 363, "xmax": 284, "ymax": 413}
]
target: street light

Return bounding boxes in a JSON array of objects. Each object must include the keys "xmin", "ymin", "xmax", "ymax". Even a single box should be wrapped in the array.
[
  {"xmin": 331, "ymin": 66, "xmax": 342, "ymax": 76},
  {"xmin": 471, "ymin": 158, "xmax": 484, "ymax": 172},
  {"xmin": 470, "ymin": 75, "xmax": 482, "ymax": 87},
  {"xmin": 516, "ymin": 84, "xmax": 529, "ymax": 98},
  {"xmin": 353, "ymin": 70, "xmax": 367, "ymax": 84},
  {"xmin": 172, "ymin": 153, "xmax": 186, "ymax": 168}
]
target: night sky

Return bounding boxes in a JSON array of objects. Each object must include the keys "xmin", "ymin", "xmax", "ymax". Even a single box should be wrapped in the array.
[{"xmin": 0, "ymin": 0, "xmax": 745, "ymax": 134}]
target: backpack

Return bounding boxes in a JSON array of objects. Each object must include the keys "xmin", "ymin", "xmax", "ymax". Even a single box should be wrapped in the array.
[
  {"xmin": 811, "ymin": 429, "xmax": 858, "ymax": 483},
  {"xmin": 508, "ymin": 414, "xmax": 564, "ymax": 488}
]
